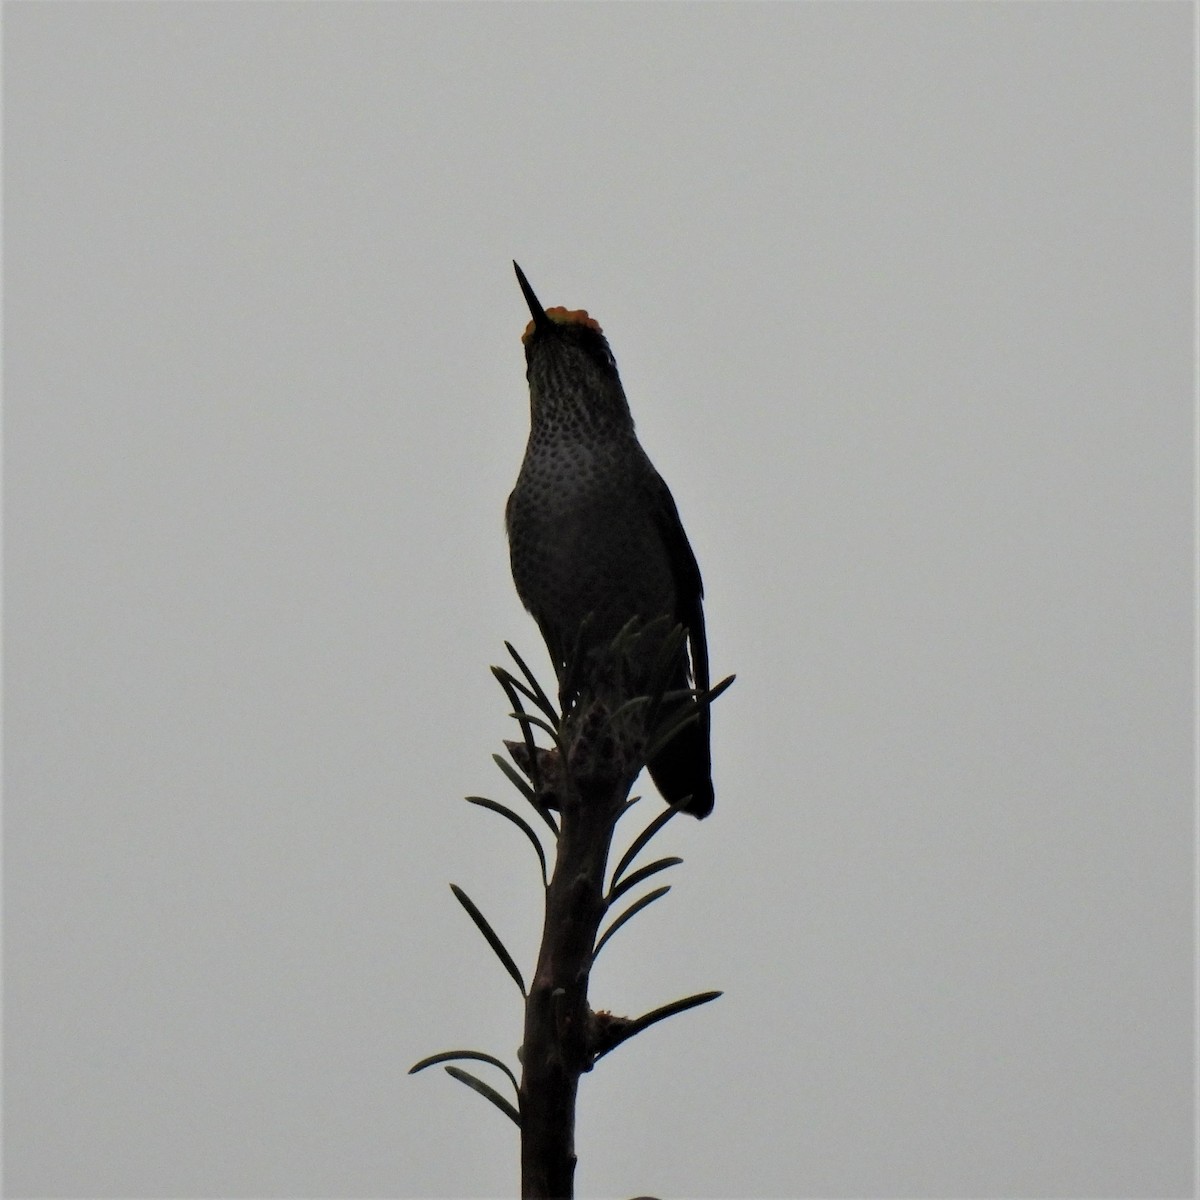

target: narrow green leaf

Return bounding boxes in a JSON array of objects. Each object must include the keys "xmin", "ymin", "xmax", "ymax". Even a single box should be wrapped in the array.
[
  {"xmin": 450, "ymin": 884, "xmax": 526, "ymax": 996},
  {"xmin": 504, "ymin": 642, "xmax": 560, "ymax": 727},
  {"xmin": 592, "ymin": 991, "xmax": 723, "ymax": 1064},
  {"xmin": 609, "ymin": 614, "xmax": 646, "ymax": 652},
  {"xmin": 527, "ymin": 796, "xmax": 560, "ymax": 838},
  {"xmin": 491, "ymin": 664, "xmax": 545, "ymax": 713},
  {"xmin": 705, "ymin": 674, "xmax": 736, "ymax": 704},
  {"xmin": 608, "ymin": 695, "xmax": 653, "ymax": 725},
  {"xmin": 408, "ymin": 1049, "xmax": 519, "ymax": 1094},
  {"xmin": 644, "ymin": 674, "xmax": 737, "ymax": 762},
  {"xmin": 594, "ymin": 886, "xmax": 670, "ymax": 958},
  {"xmin": 465, "ymin": 796, "xmax": 548, "ymax": 888},
  {"xmin": 494, "ymin": 751, "xmax": 560, "ymax": 836},
  {"xmin": 611, "ymin": 806, "xmax": 677, "ymax": 892},
  {"xmin": 443, "ymin": 1066, "xmax": 522, "ymax": 1127},
  {"xmin": 492, "ymin": 666, "xmax": 530, "ymax": 716},
  {"xmin": 492, "ymin": 752, "xmax": 536, "ymax": 801},
  {"xmin": 506, "ymin": 711, "xmax": 562, "ymax": 744},
  {"xmin": 489, "ymin": 748, "xmax": 559, "ymax": 835},
  {"xmin": 492, "ymin": 667, "xmax": 543, "ymax": 795},
  {"xmin": 658, "ymin": 675, "xmax": 736, "ymax": 708},
  {"xmin": 606, "ymin": 856, "xmax": 682, "ymax": 905}
]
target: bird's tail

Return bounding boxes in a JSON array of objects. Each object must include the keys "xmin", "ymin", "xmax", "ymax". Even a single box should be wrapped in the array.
[{"xmin": 646, "ymin": 686, "xmax": 714, "ymax": 819}]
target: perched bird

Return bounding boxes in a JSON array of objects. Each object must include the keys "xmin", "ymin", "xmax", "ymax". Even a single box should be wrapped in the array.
[{"xmin": 506, "ymin": 262, "xmax": 713, "ymax": 818}]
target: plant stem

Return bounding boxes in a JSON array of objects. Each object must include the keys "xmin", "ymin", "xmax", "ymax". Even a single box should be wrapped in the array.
[{"xmin": 518, "ymin": 764, "xmax": 624, "ymax": 1199}]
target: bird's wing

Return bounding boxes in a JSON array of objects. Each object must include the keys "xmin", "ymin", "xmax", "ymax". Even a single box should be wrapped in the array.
[{"xmin": 646, "ymin": 469, "xmax": 709, "ymax": 697}]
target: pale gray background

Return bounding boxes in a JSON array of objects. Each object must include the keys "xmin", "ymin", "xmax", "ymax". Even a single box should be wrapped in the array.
[{"xmin": 4, "ymin": 3, "xmax": 1194, "ymax": 1198}]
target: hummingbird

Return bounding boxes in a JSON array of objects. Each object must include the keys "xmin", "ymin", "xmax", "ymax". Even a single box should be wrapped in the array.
[{"xmin": 505, "ymin": 262, "xmax": 713, "ymax": 818}]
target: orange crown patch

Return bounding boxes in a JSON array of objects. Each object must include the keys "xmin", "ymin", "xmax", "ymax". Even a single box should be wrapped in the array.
[{"xmin": 521, "ymin": 307, "xmax": 604, "ymax": 344}]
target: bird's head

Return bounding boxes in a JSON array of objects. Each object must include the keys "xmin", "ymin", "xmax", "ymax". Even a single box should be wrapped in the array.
[{"xmin": 513, "ymin": 262, "xmax": 631, "ymax": 430}]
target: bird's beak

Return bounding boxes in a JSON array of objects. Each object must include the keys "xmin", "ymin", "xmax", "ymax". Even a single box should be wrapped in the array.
[{"xmin": 513, "ymin": 261, "xmax": 552, "ymax": 333}]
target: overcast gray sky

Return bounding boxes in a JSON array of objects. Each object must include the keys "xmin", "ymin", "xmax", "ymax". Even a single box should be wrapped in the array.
[{"xmin": 5, "ymin": 3, "xmax": 1194, "ymax": 1198}]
